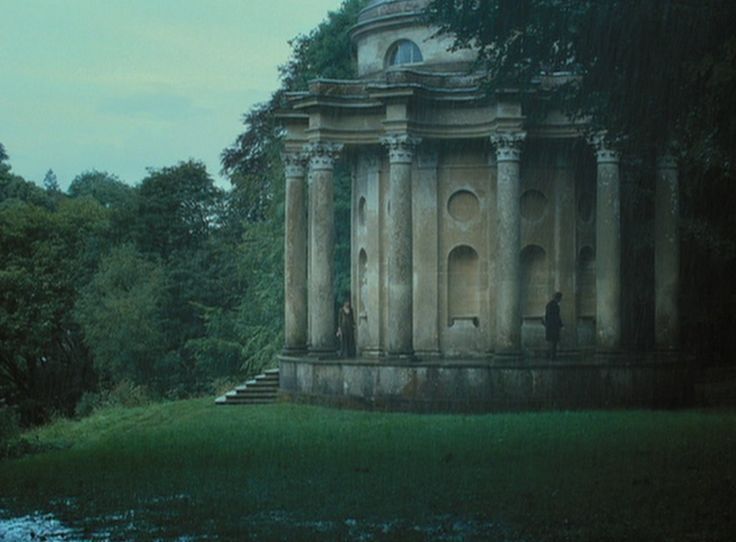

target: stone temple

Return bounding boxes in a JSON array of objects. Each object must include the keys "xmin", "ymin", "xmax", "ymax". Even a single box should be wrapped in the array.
[{"xmin": 275, "ymin": 0, "xmax": 691, "ymax": 411}]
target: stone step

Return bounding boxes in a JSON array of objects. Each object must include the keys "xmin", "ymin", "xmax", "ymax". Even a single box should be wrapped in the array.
[
  {"xmin": 215, "ymin": 368, "xmax": 280, "ymax": 406},
  {"xmin": 217, "ymin": 397, "xmax": 278, "ymax": 405}
]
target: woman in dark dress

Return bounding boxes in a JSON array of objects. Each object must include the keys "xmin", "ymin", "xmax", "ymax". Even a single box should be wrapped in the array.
[
  {"xmin": 543, "ymin": 292, "xmax": 564, "ymax": 359},
  {"xmin": 337, "ymin": 299, "xmax": 356, "ymax": 358}
]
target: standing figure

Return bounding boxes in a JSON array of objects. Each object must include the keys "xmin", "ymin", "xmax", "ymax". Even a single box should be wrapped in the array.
[
  {"xmin": 337, "ymin": 299, "xmax": 356, "ymax": 358},
  {"xmin": 543, "ymin": 292, "xmax": 564, "ymax": 359}
]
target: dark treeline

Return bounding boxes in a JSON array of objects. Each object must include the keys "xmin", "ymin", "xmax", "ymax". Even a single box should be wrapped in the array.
[{"xmin": 0, "ymin": 0, "xmax": 365, "ymax": 429}]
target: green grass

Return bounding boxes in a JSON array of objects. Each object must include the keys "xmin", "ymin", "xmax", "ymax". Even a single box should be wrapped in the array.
[{"xmin": 1, "ymin": 400, "xmax": 735, "ymax": 540}]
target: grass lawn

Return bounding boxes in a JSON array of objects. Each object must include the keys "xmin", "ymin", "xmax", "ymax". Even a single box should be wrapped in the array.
[{"xmin": 1, "ymin": 400, "xmax": 735, "ymax": 541}]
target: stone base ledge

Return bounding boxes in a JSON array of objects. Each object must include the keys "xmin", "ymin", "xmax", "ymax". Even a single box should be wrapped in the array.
[{"xmin": 278, "ymin": 355, "xmax": 695, "ymax": 413}]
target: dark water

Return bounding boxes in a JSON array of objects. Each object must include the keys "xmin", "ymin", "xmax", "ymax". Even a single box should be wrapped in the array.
[{"xmin": 0, "ymin": 507, "xmax": 520, "ymax": 541}]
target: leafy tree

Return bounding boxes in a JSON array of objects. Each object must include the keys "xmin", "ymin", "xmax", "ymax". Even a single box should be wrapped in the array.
[
  {"xmin": 0, "ymin": 146, "xmax": 53, "ymax": 209},
  {"xmin": 68, "ymin": 170, "xmax": 137, "ymax": 245},
  {"xmin": 43, "ymin": 169, "xmax": 60, "ymax": 193},
  {"xmin": 75, "ymin": 244, "xmax": 167, "ymax": 386},
  {"xmin": 426, "ymin": 0, "xmax": 736, "ymax": 163},
  {"xmin": 218, "ymin": 1, "xmax": 365, "ymax": 368},
  {"xmin": 136, "ymin": 160, "xmax": 225, "ymax": 259},
  {"xmin": 0, "ymin": 197, "xmax": 108, "ymax": 423},
  {"xmin": 68, "ymin": 170, "xmax": 134, "ymax": 208}
]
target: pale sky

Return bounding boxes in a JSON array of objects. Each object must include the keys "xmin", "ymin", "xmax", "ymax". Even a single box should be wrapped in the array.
[{"xmin": 0, "ymin": 0, "xmax": 345, "ymax": 189}]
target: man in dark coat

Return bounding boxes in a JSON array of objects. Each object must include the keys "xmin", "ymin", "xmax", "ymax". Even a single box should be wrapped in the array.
[{"xmin": 543, "ymin": 292, "xmax": 563, "ymax": 359}]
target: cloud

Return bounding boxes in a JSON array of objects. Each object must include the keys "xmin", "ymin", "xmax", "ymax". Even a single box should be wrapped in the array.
[{"xmin": 97, "ymin": 90, "xmax": 211, "ymax": 122}]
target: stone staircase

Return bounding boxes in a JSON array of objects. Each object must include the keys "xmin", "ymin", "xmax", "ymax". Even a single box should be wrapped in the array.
[{"xmin": 215, "ymin": 368, "xmax": 279, "ymax": 405}]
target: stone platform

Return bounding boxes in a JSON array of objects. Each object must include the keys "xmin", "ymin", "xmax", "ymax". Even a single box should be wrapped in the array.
[{"xmin": 278, "ymin": 354, "xmax": 694, "ymax": 413}]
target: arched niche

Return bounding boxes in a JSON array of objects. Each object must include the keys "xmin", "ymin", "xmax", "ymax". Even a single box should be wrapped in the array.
[
  {"xmin": 358, "ymin": 196, "xmax": 366, "ymax": 227},
  {"xmin": 521, "ymin": 245, "xmax": 548, "ymax": 317},
  {"xmin": 448, "ymin": 245, "xmax": 480, "ymax": 327},
  {"xmin": 577, "ymin": 246, "xmax": 596, "ymax": 317}
]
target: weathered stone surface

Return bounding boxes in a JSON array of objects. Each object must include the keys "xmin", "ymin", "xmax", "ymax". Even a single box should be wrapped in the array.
[
  {"xmin": 282, "ymin": 152, "xmax": 308, "ymax": 352},
  {"xmin": 279, "ymin": 356, "xmax": 694, "ymax": 412},
  {"xmin": 591, "ymin": 136, "xmax": 622, "ymax": 351},
  {"xmin": 655, "ymin": 153, "xmax": 680, "ymax": 349},
  {"xmin": 306, "ymin": 142, "xmax": 343, "ymax": 353}
]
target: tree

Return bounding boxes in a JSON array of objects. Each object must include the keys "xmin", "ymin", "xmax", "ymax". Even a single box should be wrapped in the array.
[
  {"xmin": 75, "ymin": 245, "xmax": 167, "ymax": 386},
  {"xmin": 136, "ymin": 160, "xmax": 224, "ymax": 259},
  {"xmin": 0, "ymin": 147, "xmax": 53, "ymax": 209},
  {"xmin": 0, "ymin": 197, "xmax": 108, "ymax": 423},
  {"xmin": 43, "ymin": 169, "xmax": 60, "ymax": 193},
  {"xmin": 426, "ymin": 0, "xmax": 736, "ymax": 164},
  {"xmin": 68, "ymin": 170, "xmax": 137, "ymax": 245},
  {"xmin": 219, "ymin": 1, "xmax": 365, "ymax": 366}
]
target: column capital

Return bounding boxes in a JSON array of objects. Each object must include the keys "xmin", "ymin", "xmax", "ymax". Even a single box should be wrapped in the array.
[
  {"xmin": 588, "ymin": 133, "xmax": 620, "ymax": 163},
  {"xmin": 656, "ymin": 153, "xmax": 678, "ymax": 170},
  {"xmin": 304, "ymin": 142, "xmax": 343, "ymax": 171},
  {"xmin": 282, "ymin": 151, "xmax": 308, "ymax": 178},
  {"xmin": 381, "ymin": 134, "xmax": 421, "ymax": 164},
  {"xmin": 491, "ymin": 131, "xmax": 526, "ymax": 162}
]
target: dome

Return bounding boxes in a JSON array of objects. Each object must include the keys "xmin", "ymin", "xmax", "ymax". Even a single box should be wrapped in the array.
[
  {"xmin": 357, "ymin": 0, "xmax": 429, "ymax": 24},
  {"xmin": 352, "ymin": 0, "xmax": 476, "ymax": 78}
]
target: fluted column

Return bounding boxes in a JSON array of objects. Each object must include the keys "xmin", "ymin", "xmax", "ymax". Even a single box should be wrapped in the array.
[
  {"xmin": 592, "ymin": 136, "xmax": 622, "ymax": 351},
  {"xmin": 282, "ymin": 151, "xmax": 308, "ymax": 353},
  {"xmin": 381, "ymin": 134, "xmax": 420, "ymax": 356},
  {"xmin": 655, "ymin": 153, "xmax": 680, "ymax": 349},
  {"xmin": 491, "ymin": 132, "xmax": 526, "ymax": 356},
  {"xmin": 305, "ymin": 142, "xmax": 343, "ymax": 354}
]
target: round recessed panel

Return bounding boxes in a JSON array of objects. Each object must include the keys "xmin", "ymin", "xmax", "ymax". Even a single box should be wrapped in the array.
[
  {"xmin": 520, "ymin": 189, "xmax": 547, "ymax": 221},
  {"xmin": 447, "ymin": 190, "xmax": 480, "ymax": 222}
]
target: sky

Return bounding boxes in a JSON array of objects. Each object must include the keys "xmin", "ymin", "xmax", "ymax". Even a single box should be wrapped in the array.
[{"xmin": 0, "ymin": 0, "xmax": 345, "ymax": 189}]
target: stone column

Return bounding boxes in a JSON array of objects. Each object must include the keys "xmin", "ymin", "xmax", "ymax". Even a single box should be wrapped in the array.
[
  {"xmin": 655, "ymin": 153, "xmax": 680, "ymax": 349},
  {"xmin": 553, "ymin": 146, "xmax": 577, "ymax": 351},
  {"xmin": 491, "ymin": 132, "xmax": 526, "ymax": 356},
  {"xmin": 305, "ymin": 142, "xmax": 343, "ymax": 355},
  {"xmin": 381, "ymin": 134, "xmax": 420, "ymax": 356},
  {"xmin": 282, "ymin": 151, "xmax": 308, "ymax": 353},
  {"xmin": 592, "ymin": 137, "xmax": 622, "ymax": 351},
  {"xmin": 413, "ymin": 148, "xmax": 440, "ymax": 357}
]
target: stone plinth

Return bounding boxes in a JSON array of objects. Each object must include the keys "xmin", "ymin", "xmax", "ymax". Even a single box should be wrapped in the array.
[{"xmin": 279, "ymin": 355, "xmax": 694, "ymax": 412}]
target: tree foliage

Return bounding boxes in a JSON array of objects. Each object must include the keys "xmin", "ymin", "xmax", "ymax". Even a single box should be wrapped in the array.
[
  {"xmin": 427, "ymin": 0, "xmax": 736, "ymax": 165},
  {"xmin": 1, "ymin": 0, "xmax": 370, "ymax": 424}
]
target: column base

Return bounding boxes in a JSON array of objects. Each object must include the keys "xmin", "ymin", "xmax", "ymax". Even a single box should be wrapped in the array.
[
  {"xmin": 654, "ymin": 348, "xmax": 682, "ymax": 363},
  {"xmin": 413, "ymin": 350, "xmax": 441, "ymax": 361},
  {"xmin": 282, "ymin": 346, "xmax": 308, "ymax": 356},
  {"xmin": 308, "ymin": 348, "xmax": 338, "ymax": 360},
  {"xmin": 384, "ymin": 352, "xmax": 416, "ymax": 363},
  {"xmin": 492, "ymin": 351, "xmax": 522, "ymax": 363},
  {"xmin": 593, "ymin": 350, "xmax": 627, "ymax": 364}
]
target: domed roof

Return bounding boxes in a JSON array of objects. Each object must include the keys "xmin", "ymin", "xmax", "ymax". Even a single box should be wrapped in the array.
[{"xmin": 357, "ymin": 0, "xmax": 429, "ymax": 24}]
